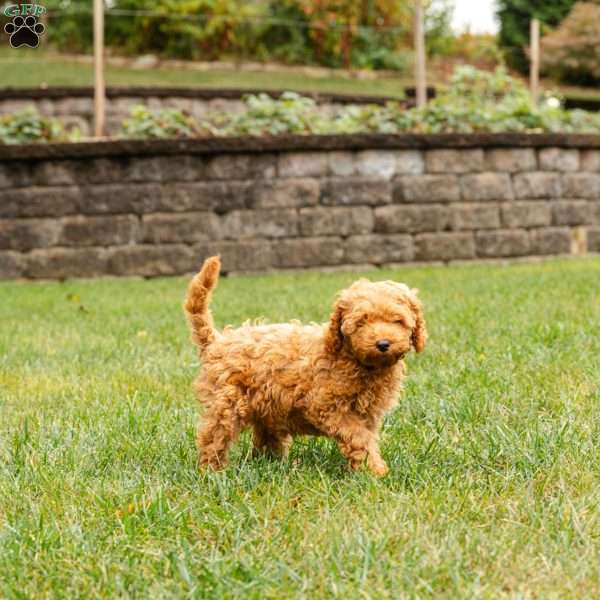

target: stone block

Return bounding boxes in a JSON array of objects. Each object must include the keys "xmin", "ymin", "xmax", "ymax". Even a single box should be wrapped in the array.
[
  {"xmin": 588, "ymin": 227, "xmax": 600, "ymax": 252},
  {"xmin": 153, "ymin": 155, "xmax": 209, "ymax": 183},
  {"xmin": 580, "ymin": 150, "xmax": 600, "ymax": 172},
  {"xmin": 0, "ymin": 99, "xmax": 33, "ymax": 113},
  {"xmin": 0, "ymin": 162, "xmax": 32, "ymax": 189},
  {"xmin": 25, "ymin": 247, "xmax": 108, "ymax": 279},
  {"xmin": 203, "ymin": 240, "xmax": 273, "ymax": 272},
  {"xmin": 345, "ymin": 234, "xmax": 413, "ymax": 265},
  {"xmin": 475, "ymin": 230, "xmax": 530, "ymax": 257},
  {"xmin": 552, "ymin": 201, "xmax": 590, "ymax": 226},
  {"xmin": 0, "ymin": 218, "xmax": 60, "ymax": 251},
  {"xmin": 501, "ymin": 202, "xmax": 551, "ymax": 228},
  {"xmin": 170, "ymin": 182, "xmax": 252, "ymax": 214},
  {"xmin": 374, "ymin": 204, "xmax": 449, "ymax": 233},
  {"xmin": 207, "ymin": 99, "xmax": 246, "ymax": 114},
  {"xmin": 449, "ymin": 204, "xmax": 500, "ymax": 230},
  {"xmin": 538, "ymin": 148, "xmax": 579, "ymax": 172},
  {"xmin": 163, "ymin": 97, "xmax": 193, "ymax": 112},
  {"xmin": 0, "ymin": 164, "xmax": 10, "ymax": 189},
  {"xmin": 397, "ymin": 175, "xmax": 460, "ymax": 203},
  {"xmin": 299, "ymin": 206, "xmax": 373, "ymax": 236},
  {"xmin": 52, "ymin": 98, "xmax": 91, "ymax": 116},
  {"xmin": 460, "ymin": 173, "xmax": 513, "ymax": 202},
  {"xmin": 322, "ymin": 178, "xmax": 391, "ymax": 206},
  {"xmin": 0, "ymin": 187, "xmax": 80, "ymax": 218},
  {"xmin": 206, "ymin": 154, "xmax": 276, "ymax": 180},
  {"xmin": 32, "ymin": 161, "xmax": 79, "ymax": 186},
  {"xmin": 38, "ymin": 99, "xmax": 56, "ymax": 116},
  {"xmin": 80, "ymin": 184, "xmax": 161, "ymax": 215},
  {"xmin": 142, "ymin": 212, "xmax": 219, "ymax": 244},
  {"xmin": 561, "ymin": 173, "xmax": 600, "ymax": 199},
  {"xmin": 278, "ymin": 152, "xmax": 329, "ymax": 177},
  {"xmin": 395, "ymin": 150, "xmax": 424, "ymax": 175},
  {"xmin": 0, "ymin": 251, "xmax": 24, "ymax": 279},
  {"xmin": 222, "ymin": 209, "xmax": 297, "ymax": 239},
  {"xmin": 328, "ymin": 151, "xmax": 356, "ymax": 176},
  {"xmin": 513, "ymin": 172, "xmax": 562, "ymax": 199},
  {"xmin": 252, "ymin": 178, "xmax": 319, "ymax": 209},
  {"xmin": 356, "ymin": 150, "xmax": 396, "ymax": 180},
  {"xmin": 415, "ymin": 232, "xmax": 475, "ymax": 261},
  {"xmin": 76, "ymin": 159, "xmax": 124, "ymax": 184},
  {"xmin": 425, "ymin": 149, "xmax": 484, "ymax": 173},
  {"xmin": 121, "ymin": 157, "xmax": 166, "ymax": 183},
  {"xmin": 485, "ymin": 148, "xmax": 537, "ymax": 173},
  {"xmin": 530, "ymin": 227, "xmax": 572, "ymax": 255},
  {"xmin": 107, "ymin": 244, "xmax": 195, "ymax": 277},
  {"xmin": 60, "ymin": 215, "xmax": 140, "ymax": 247},
  {"xmin": 271, "ymin": 237, "xmax": 344, "ymax": 267}
]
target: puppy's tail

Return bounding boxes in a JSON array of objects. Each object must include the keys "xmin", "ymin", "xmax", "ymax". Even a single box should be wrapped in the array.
[{"xmin": 184, "ymin": 256, "xmax": 221, "ymax": 353}]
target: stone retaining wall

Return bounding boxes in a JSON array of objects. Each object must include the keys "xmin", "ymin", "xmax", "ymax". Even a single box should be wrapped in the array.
[{"xmin": 1, "ymin": 134, "xmax": 599, "ymax": 279}]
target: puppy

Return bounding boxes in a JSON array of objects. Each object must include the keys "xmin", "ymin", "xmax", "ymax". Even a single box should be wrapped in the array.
[{"xmin": 184, "ymin": 256, "xmax": 426, "ymax": 476}]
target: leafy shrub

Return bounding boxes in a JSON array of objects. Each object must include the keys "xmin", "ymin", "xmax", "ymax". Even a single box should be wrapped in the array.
[
  {"xmin": 390, "ymin": 66, "xmax": 600, "ymax": 134},
  {"xmin": 115, "ymin": 67, "xmax": 600, "ymax": 140},
  {"xmin": 120, "ymin": 105, "xmax": 214, "ymax": 139},
  {"xmin": 43, "ymin": 0, "xmax": 95, "ymax": 53},
  {"xmin": 38, "ymin": 0, "xmax": 452, "ymax": 71},
  {"xmin": 497, "ymin": 0, "xmax": 575, "ymax": 72},
  {"xmin": 0, "ymin": 109, "xmax": 64, "ymax": 144},
  {"xmin": 541, "ymin": 2, "xmax": 600, "ymax": 85},
  {"xmin": 443, "ymin": 32, "xmax": 503, "ymax": 66},
  {"xmin": 220, "ymin": 92, "xmax": 326, "ymax": 136},
  {"xmin": 117, "ymin": 67, "xmax": 600, "ymax": 140}
]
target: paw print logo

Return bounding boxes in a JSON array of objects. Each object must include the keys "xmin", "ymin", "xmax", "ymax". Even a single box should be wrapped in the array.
[{"xmin": 4, "ymin": 15, "xmax": 45, "ymax": 48}]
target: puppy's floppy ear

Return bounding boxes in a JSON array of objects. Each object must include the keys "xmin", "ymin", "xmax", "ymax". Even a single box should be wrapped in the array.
[
  {"xmin": 408, "ymin": 289, "xmax": 427, "ymax": 353},
  {"xmin": 324, "ymin": 296, "xmax": 346, "ymax": 354}
]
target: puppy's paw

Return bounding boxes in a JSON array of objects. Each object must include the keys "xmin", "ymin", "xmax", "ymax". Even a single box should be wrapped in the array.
[{"xmin": 369, "ymin": 460, "xmax": 389, "ymax": 478}]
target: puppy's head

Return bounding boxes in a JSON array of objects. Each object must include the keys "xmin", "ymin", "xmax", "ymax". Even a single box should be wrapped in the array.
[{"xmin": 325, "ymin": 279, "xmax": 426, "ymax": 368}]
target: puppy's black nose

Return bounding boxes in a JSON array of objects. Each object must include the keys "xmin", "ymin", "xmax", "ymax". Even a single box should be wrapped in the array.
[{"xmin": 376, "ymin": 340, "xmax": 390, "ymax": 353}]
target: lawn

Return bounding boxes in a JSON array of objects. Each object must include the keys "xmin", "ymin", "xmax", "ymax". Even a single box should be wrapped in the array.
[
  {"xmin": 4, "ymin": 49, "xmax": 600, "ymax": 108},
  {"xmin": 0, "ymin": 48, "xmax": 408, "ymax": 98},
  {"xmin": 1, "ymin": 258, "xmax": 599, "ymax": 598}
]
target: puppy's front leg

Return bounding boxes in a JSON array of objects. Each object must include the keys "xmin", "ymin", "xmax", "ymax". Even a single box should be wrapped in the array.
[{"xmin": 326, "ymin": 417, "xmax": 389, "ymax": 477}]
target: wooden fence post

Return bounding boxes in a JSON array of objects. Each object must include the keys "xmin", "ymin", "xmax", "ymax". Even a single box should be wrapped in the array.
[
  {"xmin": 414, "ymin": 0, "xmax": 427, "ymax": 109},
  {"xmin": 530, "ymin": 18, "xmax": 540, "ymax": 106},
  {"xmin": 93, "ymin": 0, "xmax": 105, "ymax": 138}
]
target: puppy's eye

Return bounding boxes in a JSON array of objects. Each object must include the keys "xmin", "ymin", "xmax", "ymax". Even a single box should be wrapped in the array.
[{"xmin": 394, "ymin": 319, "xmax": 405, "ymax": 326}]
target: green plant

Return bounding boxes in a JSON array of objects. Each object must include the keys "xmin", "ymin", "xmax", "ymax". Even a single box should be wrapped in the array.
[
  {"xmin": 331, "ymin": 66, "xmax": 600, "ymax": 134},
  {"xmin": 37, "ymin": 0, "xmax": 448, "ymax": 71},
  {"xmin": 0, "ymin": 108, "xmax": 64, "ymax": 144},
  {"xmin": 221, "ymin": 91, "xmax": 326, "ymax": 135},
  {"xmin": 120, "ymin": 105, "xmax": 214, "ymax": 139}
]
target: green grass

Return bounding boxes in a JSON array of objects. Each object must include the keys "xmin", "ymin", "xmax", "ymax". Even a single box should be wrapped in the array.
[
  {"xmin": 1, "ymin": 258, "xmax": 600, "ymax": 598},
  {"xmin": 4, "ymin": 49, "xmax": 600, "ymax": 106},
  {"xmin": 0, "ymin": 48, "xmax": 407, "ymax": 97}
]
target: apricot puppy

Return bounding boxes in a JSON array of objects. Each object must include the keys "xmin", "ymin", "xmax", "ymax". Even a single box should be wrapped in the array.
[{"xmin": 184, "ymin": 256, "xmax": 426, "ymax": 476}]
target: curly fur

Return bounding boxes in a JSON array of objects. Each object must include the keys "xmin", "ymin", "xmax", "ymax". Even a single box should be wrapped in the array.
[{"xmin": 184, "ymin": 256, "xmax": 427, "ymax": 476}]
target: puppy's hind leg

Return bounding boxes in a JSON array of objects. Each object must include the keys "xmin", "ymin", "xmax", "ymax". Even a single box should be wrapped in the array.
[
  {"xmin": 197, "ymin": 388, "xmax": 246, "ymax": 470},
  {"xmin": 252, "ymin": 423, "xmax": 292, "ymax": 459}
]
